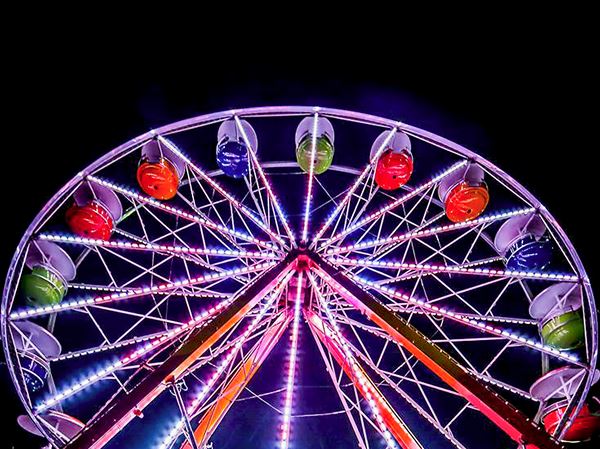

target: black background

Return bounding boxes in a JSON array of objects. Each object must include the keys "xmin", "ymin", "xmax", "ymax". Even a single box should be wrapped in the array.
[{"xmin": 3, "ymin": 28, "xmax": 597, "ymax": 448}]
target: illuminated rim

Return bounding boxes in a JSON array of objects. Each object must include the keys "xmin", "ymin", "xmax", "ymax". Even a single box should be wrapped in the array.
[{"xmin": 2, "ymin": 106, "xmax": 597, "ymax": 449}]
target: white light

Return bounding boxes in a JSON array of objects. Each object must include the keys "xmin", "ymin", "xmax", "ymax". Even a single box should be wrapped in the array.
[
  {"xmin": 156, "ymin": 272, "xmax": 293, "ymax": 449},
  {"xmin": 155, "ymin": 136, "xmax": 286, "ymax": 247},
  {"xmin": 324, "ymin": 207, "xmax": 536, "ymax": 255},
  {"xmin": 36, "ymin": 298, "xmax": 233, "ymax": 412},
  {"xmin": 87, "ymin": 176, "xmax": 279, "ymax": 250},
  {"xmin": 330, "ymin": 257, "xmax": 579, "ymax": 283},
  {"xmin": 279, "ymin": 272, "xmax": 303, "ymax": 449},
  {"xmin": 322, "ymin": 161, "xmax": 468, "ymax": 247},
  {"xmin": 350, "ymin": 275, "xmax": 578, "ymax": 364},
  {"xmin": 39, "ymin": 234, "xmax": 280, "ymax": 260},
  {"xmin": 12, "ymin": 262, "xmax": 275, "ymax": 319}
]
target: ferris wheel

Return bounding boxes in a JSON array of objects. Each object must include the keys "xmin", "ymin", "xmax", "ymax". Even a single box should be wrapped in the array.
[{"xmin": 2, "ymin": 106, "xmax": 598, "ymax": 449}]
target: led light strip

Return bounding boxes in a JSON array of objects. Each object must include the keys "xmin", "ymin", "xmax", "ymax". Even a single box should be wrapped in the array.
[
  {"xmin": 329, "ymin": 257, "xmax": 580, "ymax": 283},
  {"xmin": 317, "ymin": 296, "xmax": 399, "ymax": 448},
  {"xmin": 156, "ymin": 136, "xmax": 286, "ymax": 247},
  {"xmin": 325, "ymin": 207, "xmax": 536, "ymax": 255},
  {"xmin": 339, "ymin": 321, "xmax": 467, "ymax": 449},
  {"xmin": 50, "ymin": 329, "xmax": 175, "ymax": 362},
  {"xmin": 69, "ymin": 283, "xmax": 229, "ymax": 299},
  {"xmin": 327, "ymin": 304, "xmax": 535, "ymax": 403},
  {"xmin": 39, "ymin": 233, "xmax": 279, "ymax": 260},
  {"xmin": 11, "ymin": 261, "xmax": 276, "ymax": 319},
  {"xmin": 349, "ymin": 275, "xmax": 579, "ymax": 363},
  {"xmin": 36, "ymin": 298, "xmax": 233, "ymax": 412},
  {"xmin": 279, "ymin": 272, "xmax": 303, "ymax": 449},
  {"xmin": 87, "ymin": 176, "xmax": 279, "ymax": 251},
  {"xmin": 321, "ymin": 160, "xmax": 469, "ymax": 248},
  {"xmin": 234, "ymin": 116, "xmax": 296, "ymax": 247},
  {"xmin": 384, "ymin": 256, "xmax": 504, "ymax": 283},
  {"xmin": 158, "ymin": 272, "xmax": 293, "ymax": 449},
  {"xmin": 388, "ymin": 306, "xmax": 539, "ymax": 326},
  {"xmin": 301, "ymin": 114, "xmax": 319, "ymax": 243},
  {"xmin": 311, "ymin": 128, "xmax": 398, "ymax": 247}
]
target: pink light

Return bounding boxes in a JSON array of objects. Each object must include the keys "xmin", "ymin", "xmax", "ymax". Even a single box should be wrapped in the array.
[
  {"xmin": 311, "ymin": 128, "xmax": 398, "ymax": 248},
  {"xmin": 157, "ymin": 136, "xmax": 287, "ymax": 247},
  {"xmin": 346, "ymin": 274, "xmax": 578, "ymax": 364},
  {"xmin": 280, "ymin": 272, "xmax": 303, "ymax": 449},
  {"xmin": 301, "ymin": 113, "xmax": 319, "ymax": 243},
  {"xmin": 329, "ymin": 257, "xmax": 579, "ymax": 282},
  {"xmin": 321, "ymin": 161, "xmax": 468, "ymax": 248},
  {"xmin": 157, "ymin": 272, "xmax": 294, "ymax": 449},
  {"xmin": 37, "ymin": 298, "xmax": 232, "ymax": 412},
  {"xmin": 39, "ymin": 233, "xmax": 279, "ymax": 259},
  {"xmin": 314, "ymin": 282, "xmax": 398, "ymax": 449},
  {"xmin": 12, "ymin": 261, "xmax": 276, "ymax": 319},
  {"xmin": 324, "ymin": 207, "xmax": 536, "ymax": 255},
  {"xmin": 88, "ymin": 176, "xmax": 279, "ymax": 251},
  {"xmin": 234, "ymin": 116, "xmax": 296, "ymax": 247}
]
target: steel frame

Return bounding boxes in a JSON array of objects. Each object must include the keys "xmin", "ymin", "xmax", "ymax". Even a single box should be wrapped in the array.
[{"xmin": 2, "ymin": 106, "xmax": 596, "ymax": 449}]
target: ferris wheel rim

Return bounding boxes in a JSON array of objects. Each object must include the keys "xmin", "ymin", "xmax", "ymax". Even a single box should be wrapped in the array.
[{"xmin": 1, "ymin": 105, "xmax": 596, "ymax": 449}]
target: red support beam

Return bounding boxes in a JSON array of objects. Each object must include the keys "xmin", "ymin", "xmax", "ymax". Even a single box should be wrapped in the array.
[
  {"xmin": 309, "ymin": 252, "xmax": 563, "ymax": 449},
  {"xmin": 180, "ymin": 312, "xmax": 291, "ymax": 449},
  {"xmin": 65, "ymin": 254, "xmax": 297, "ymax": 449},
  {"xmin": 306, "ymin": 310, "xmax": 424, "ymax": 449}
]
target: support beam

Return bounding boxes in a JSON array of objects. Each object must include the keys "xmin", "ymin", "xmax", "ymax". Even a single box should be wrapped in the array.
[
  {"xmin": 309, "ymin": 252, "xmax": 563, "ymax": 449},
  {"xmin": 180, "ymin": 312, "xmax": 291, "ymax": 449},
  {"xmin": 65, "ymin": 254, "xmax": 296, "ymax": 449},
  {"xmin": 306, "ymin": 310, "xmax": 424, "ymax": 449}
]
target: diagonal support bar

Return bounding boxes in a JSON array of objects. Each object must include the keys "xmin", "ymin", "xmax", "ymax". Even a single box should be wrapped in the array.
[
  {"xmin": 180, "ymin": 312, "xmax": 291, "ymax": 449},
  {"xmin": 65, "ymin": 254, "xmax": 297, "ymax": 449},
  {"xmin": 306, "ymin": 310, "xmax": 424, "ymax": 449},
  {"xmin": 309, "ymin": 252, "xmax": 563, "ymax": 449}
]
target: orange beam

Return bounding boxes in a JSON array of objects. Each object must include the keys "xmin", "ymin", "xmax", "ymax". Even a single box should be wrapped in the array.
[
  {"xmin": 181, "ymin": 313, "xmax": 291, "ymax": 449},
  {"xmin": 310, "ymin": 253, "xmax": 562, "ymax": 449},
  {"xmin": 306, "ymin": 310, "xmax": 424, "ymax": 449}
]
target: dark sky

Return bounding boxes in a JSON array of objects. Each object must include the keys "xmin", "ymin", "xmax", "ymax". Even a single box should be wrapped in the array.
[{"xmin": 3, "ymin": 32, "xmax": 597, "ymax": 448}]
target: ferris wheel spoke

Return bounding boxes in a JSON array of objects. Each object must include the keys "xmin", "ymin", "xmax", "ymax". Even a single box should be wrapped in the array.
[
  {"xmin": 95, "ymin": 176, "xmax": 280, "ymax": 253},
  {"xmin": 325, "ymin": 207, "xmax": 536, "ymax": 256},
  {"xmin": 154, "ymin": 272, "xmax": 294, "ymax": 449},
  {"xmin": 10, "ymin": 261, "xmax": 276, "ymax": 320},
  {"xmin": 174, "ymin": 182, "xmax": 281, "ymax": 256},
  {"xmin": 306, "ymin": 316, "xmax": 375, "ymax": 449},
  {"xmin": 61, "ymin": 255, "xmax": 295, "ymax": 449},
  {"xmin": 332, "ymin": 256, "xmax": 580, "ymax": 284},
  {"xmin": 168, "ymin": 311, "xmax": 290, "ymax": 449},
  {"xmin": 38, "ymin": 233, "xmax": 279, "ymax": 262},
  {"xmin": 234, "ymin": 116, "xmax": 296, "ymax": 247},
  {"xmin": 310, "ymin": 127, "xmax": 399, "ymax": 249},
  {"xmin": 319, "ymin": 161, "xmax": 468, "ymax": 251},
  {"xmin": 58, "ymin": 231, "xmax": 277, "ymax": 291},
  {"xmin": 348, "ymin": 274, "xmax": 582, "ymax": 366},
  {"xmin": 347, "ymin": 184, "xmax": 440, "ymax": 253},
  {"xmin": 374, "ymin": 257, "xmax": 505, "ymax": 285},
  {"xmin": 346, "ymin": 220, "xmax": 485, "ymax": 279},
  {"xmin": 49, "ymin": 326, "xmax": 185, "ymax": 363},
  {"xmin": 300, "ymin": 112, "xmax": 320, "ymax": 243},
  {"xmin": 306, "ymin": 309, "xmax": 424, "ymax": 449},
  {"xmin": 310, "ymin": 254, "xmax": 568, "ymax": 449},
  {"xmin": 343, "ymin": 332, "xmax": 469, "ymax": 449},
  {"xmin": 35, "ymin": 296, "xmax": 234, "ymax": 413},
  {"xmin": 155, "ymin": 136, "xmax": 286, "ymax": 248}
]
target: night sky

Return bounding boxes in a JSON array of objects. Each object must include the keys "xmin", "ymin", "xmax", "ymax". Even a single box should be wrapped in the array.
[{"xmin": 3, "ymin": 32, "xmax": 597, "ymax": 448}]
